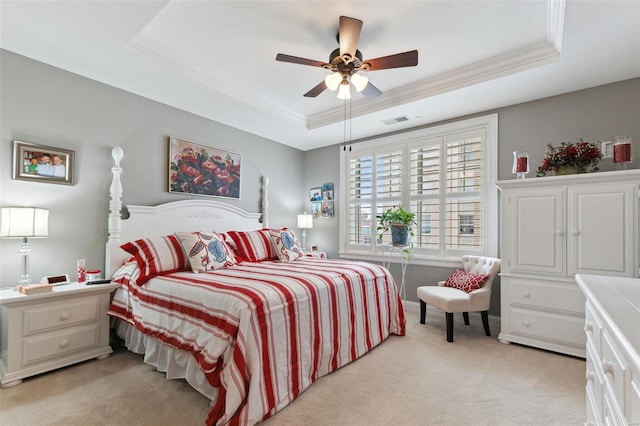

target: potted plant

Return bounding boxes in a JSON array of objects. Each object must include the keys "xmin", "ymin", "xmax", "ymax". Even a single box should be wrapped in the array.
[
  {"xmin": 376, "ymin": 206, "xmax": 416, "ymax": 247},
  {"xmin": 536, "ymin": 137, "xmax": 603, "ymax": 177}
]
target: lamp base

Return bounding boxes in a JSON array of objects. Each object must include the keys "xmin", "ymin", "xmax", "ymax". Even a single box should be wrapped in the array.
[
  {"xmin": 17, "ymin": 237, "xmax": 33, "ymax": 289},
  {"xmin": 301, "ymin": 230, "xmax": 308, "ymax": 252}
]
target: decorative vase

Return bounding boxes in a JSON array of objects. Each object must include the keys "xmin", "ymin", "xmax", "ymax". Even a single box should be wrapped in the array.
[
  {"xmin": 552, "ymin": 166, "xmax": 580, "ymax": 176},
  {"xmin": 390, "ymin": 224, "xmax": 411, "ymax": 247}
]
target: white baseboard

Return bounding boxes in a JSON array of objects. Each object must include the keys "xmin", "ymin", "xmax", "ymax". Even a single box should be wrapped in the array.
[{"xmin": 403, "ymin": 300, "xmax": 501, "ymax": 330}]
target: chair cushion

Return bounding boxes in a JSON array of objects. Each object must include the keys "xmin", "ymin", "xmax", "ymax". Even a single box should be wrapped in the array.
[
  {"xmin": 417, "ymin": 286, "xmax": 473, "ymax": 312},
  {"xmin": 444, "ymin": 269, "xmax": 489, "ymax": 293}
]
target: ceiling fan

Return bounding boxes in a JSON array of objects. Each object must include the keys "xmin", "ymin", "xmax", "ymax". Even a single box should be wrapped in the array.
[{"xmin": 276, "ymin": 16, "xmax": 418, "ymax": 100}]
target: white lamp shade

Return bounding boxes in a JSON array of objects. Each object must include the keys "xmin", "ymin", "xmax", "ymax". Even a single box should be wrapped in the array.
[
  {"xmin": 337, "ymin": 82, "xmax": 351, "ymax": 100},
  {"xmin": 351, "ymin": 73, "xmax": 369, "ymax": 92},
  {"xmin": 0, "ymin": 207, "xmax": 49, "ymax": 238},
  {"xmin": 297, "ymin": 213, "xmax": 313, "ymax": 229},
  {"xmin": 324, "ymin": 72, "xmax": 342, "ymax": 91}
]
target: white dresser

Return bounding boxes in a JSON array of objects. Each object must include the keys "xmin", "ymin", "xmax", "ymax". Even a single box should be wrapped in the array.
[
  {"xmin": 575, "ymin": 274, "xmax": 640, "ymax": 426},
  {"xmin": 496, "ymin": 170, "xmax": 640, "ymax": 357},
  {"xmin": 0, "ymin": 282, "xmax": 119, "ymax": 387}
]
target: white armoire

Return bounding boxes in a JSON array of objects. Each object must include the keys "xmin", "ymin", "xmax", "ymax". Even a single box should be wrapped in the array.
[{"xmin": 496, "ymin": 170, "xmax": 640, "ymax": 357}]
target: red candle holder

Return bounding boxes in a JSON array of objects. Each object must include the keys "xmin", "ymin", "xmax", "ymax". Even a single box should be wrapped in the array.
[
  {"xmin": 613, "ymin": 135, "xmax": 633, "ymax": 170},
  {"xmin": 512, "ymin": 151, "xmax": 529, "ymax": 179}
]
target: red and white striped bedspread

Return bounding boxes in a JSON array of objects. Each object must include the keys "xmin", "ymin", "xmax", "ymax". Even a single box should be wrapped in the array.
[{"xmin": 108, "ymin": 258, "xmax": 405, "ymax": 425}]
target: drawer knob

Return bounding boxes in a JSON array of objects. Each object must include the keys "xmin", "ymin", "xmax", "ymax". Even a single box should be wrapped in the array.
[
  {"xmin": 586, "ymin": 371, "xmax": 595, "ymax": 382},
  {"xmin": 523, "ymin": 320, "xmax": 531, "ymax": 327},
  {"xmin": 59, "ymin": 339, "xmax": 70, "ymax": 348},
  {"xmin": 585, "ymin": 322, "xmax": 593, "ymax": 332},
  {"xmin": 571, "ymin": 229, "xmax": 580, "ymax": 236},
  {"xmin": 602, "ymin": 361, "xmax": 615, "ymax": 376},
  {"xmin": 555, "ymin": 229, "xmax": 564, "ymax": 236},
  {"xmin": 522, "ymin": 291, "xmax": 530, "ymax": 298},
  {"xmin": 60, "ymin": 312, "xmax": 70, "ymax": 320}
]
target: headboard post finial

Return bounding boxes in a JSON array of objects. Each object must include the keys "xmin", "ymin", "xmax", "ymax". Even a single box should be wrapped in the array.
[
  {"xmin": 261, "ymin": 176, "xmax": 269, "ymax": 228},
  {"xmin": 106, "ymin": 147, "xmax": 124, "ymax": 276}
]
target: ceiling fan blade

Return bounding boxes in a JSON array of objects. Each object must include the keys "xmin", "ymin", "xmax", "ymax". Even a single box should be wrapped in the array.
[
  {"xmin": 365, "ymin": 50, "xmax": 418, "ymax": 71},
  {"xmin": 361, "ymin": 81, "xmax": 382, "ymax": 99},
  {"xmin": 338, "ymin": 16, "xmax": 363, "ymax": 60},
  {"xmin": 303, "ymin": 81, "xmax": 328, "ymax": 97},
  {"xmin": 276, "ymin": 53, "xmax": 327, "ymax": 68}
]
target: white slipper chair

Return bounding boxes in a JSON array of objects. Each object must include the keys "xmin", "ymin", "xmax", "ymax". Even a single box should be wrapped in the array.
[{"xmin": 417, "ymin": 255, "xmax": 501, "ymax": 342}]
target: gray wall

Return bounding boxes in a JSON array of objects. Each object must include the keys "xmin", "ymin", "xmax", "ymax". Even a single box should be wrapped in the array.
[
  {"xmin": 0, "ymin": 50, "xmax": 305, "ymax": 285},
  {"xmin": 1, "ymin": 48, "xmax": 638, "ymax": 316},
  {"xmin": 304, "ymin": 77, "xmax": 640, "ymax": 315}
]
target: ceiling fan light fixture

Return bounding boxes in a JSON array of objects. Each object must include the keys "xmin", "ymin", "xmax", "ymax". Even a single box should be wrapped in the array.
[
  {"xmin": 351, "ymin": 72, "xmax": 368, "ymax": 92},
  {"xmin": 325, "ymin": 72, "xmax": 342, "ymax": 91},
  {"xmin": 337, "ymin": 81, "xmax": 351, "ymax": 100}
]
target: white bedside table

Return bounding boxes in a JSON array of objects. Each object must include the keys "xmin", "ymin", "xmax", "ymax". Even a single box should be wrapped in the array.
[{"xmin": 0, "ymin": 281, "xmax": 119, "ymax": 387}]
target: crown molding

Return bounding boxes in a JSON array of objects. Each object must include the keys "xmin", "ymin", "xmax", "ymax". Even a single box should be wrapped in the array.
[
  {"xmin": 127, "ymin": 34, "xmax": 307, "ymax": 125},
  {"xmin": 308, "ymin": 40, "xmax": 560, "ymax": 130}
]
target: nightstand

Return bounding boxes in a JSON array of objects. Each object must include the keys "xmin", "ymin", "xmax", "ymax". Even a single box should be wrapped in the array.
[
  {"xmin": 303, "ymin": 251, "xmax": 327, "ymax": 259},
  {"xmin": 0, "ymin": 281, "xmax": 119, "ymax": 387}
]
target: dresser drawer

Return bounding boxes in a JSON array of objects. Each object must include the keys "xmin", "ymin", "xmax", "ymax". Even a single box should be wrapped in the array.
[
  {"xmin": 509, "ymin": 307, "xmax": 586, "ymax": 346},
  {"xmin": 586, "ymin": 342, "xmax": 603, "ymax": 422},
  {"xmin": 585, "ymin": 301, "xmax": 603, "ymax": 354},
  {"xmin": 601, "ymin": 331, "xmax": 628, "ymax": 416},
  {"xmin": 23, "ymin": 323, "xmax": 100, "ymax": 366},
  {"xmin": 23, "ymin": 297, "xmax": 100, "ymax": 335},
  {"xmin": 508, "ymin": 277, "xmax": 585, "ymax": 313}
]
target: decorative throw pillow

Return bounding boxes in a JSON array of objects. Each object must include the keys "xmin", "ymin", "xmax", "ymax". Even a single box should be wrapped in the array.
[
  {"xmin": 444, "ymin": 269, "xmax": 490, "ymax": 293},
  {"xmin": 268, "ymin": 228, "xmax": 303, "ymax": 262},
  {"xmin": 120, "ymin": 235, "xmax": 189, "ymax": 284},
  {"xmin": 175, "ymin": 231, "xmax": 238, "ymax": 273},
  {"xmin": 227, "ymin": 229, "xmax": 277, "ymax": 262}
]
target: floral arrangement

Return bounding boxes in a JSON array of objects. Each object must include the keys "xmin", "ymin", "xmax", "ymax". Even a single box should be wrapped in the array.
[{"xmin": 536, "ymin": 137, "xmax": 603, "ymax": 177}]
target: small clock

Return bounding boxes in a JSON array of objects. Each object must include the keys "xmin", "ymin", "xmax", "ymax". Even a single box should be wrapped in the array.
[{"xmin": 41, "ymin": 274, "xmax": 70, "ymax": 285}]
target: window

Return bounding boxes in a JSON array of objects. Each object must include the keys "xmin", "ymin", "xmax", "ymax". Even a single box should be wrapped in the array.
[{"xmin": 340, "ymin": 114, "xmax": 498, "ymax": 264}]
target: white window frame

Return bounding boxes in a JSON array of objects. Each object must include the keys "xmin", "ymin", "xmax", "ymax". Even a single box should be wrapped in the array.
[{"xmin": 339, "ymin": 114, "xmax": 498, "ymax": 267}]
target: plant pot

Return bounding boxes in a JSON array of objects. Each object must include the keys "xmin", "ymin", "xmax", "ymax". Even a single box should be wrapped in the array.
[
  {"xmin": 552, "ymin": 166, "xmax": 580, "ymax": 176},
  {"xmin": 390, "ymin": 224, "xmax": 411, "ymax": 247}
]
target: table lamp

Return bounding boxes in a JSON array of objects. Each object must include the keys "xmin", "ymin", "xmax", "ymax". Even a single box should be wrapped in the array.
[
  {"xmin": 0, "ymin": 206, "xmax": 49, "ymax": 286},
  {"xmin": 297, "ymin": 213, "xmax": 313, "ymax": 251}
]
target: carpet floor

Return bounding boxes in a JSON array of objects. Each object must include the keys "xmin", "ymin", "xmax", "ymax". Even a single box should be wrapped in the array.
[{"xmin": 0, "ymin": 309, "xmax": 586, "ymax": 425}]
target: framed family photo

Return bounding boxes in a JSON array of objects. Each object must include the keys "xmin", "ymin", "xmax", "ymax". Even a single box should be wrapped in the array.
[
  {"xmin": 13, "ymin": 140, "xmax": 74, "ymax": 185},
  {"xmin": 169, "ymin": 136, "xmax": 241, "ymax": 199}
]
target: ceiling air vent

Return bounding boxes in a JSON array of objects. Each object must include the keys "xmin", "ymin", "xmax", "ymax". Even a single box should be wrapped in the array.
[{"xmin": 381, "ymin": 115, "xmax": 410, "ymax": 125}]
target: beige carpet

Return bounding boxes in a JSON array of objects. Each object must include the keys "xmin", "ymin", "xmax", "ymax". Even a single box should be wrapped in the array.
[{"xmin": 0, "ymin": 309, "xmax": 585, "ymax": 425}]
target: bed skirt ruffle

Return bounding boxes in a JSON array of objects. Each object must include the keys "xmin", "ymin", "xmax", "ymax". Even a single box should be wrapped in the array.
[{"xmin": 115, "ymin": 319, "xmax": 218, "ymax": 402}]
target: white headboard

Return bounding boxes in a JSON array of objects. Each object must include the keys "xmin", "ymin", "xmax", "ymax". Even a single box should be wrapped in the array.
[{"xmin": 105, "ymin": 147, "xmax": 269, "ymax": 277}]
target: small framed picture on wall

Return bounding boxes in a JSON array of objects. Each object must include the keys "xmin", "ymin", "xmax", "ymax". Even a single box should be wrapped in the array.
[
  {"xmin": 310, "ymin": 187, "xmax": 322, "ymax": 201},
  {"xmin": 311, "ymin": 201, "xmax": 322, "ymax": 218},
  {"xmin": 322, "ymin": 182, "xmax": 334, "ymax": 200},
  {"xmin": 12, "ymin": 140, "xmax": 75, "ymax": 185},
  {"xmin": 322, "ymin": 201, "xmax": 334, "ymax": 218}
]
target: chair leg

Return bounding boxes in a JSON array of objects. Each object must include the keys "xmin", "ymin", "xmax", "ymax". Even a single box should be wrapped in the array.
[
  {"xmin": 463, "ymin": 312, "xmax": 470, "ymax": 325},
  {"xmin": 419, "ymin": 300, "xmax": 426, "ymax": 324},
  {"xmin": 445, "ymin": 312, "xmax": 454, "ymax": 342},
  {"xmin": 481, "ymin": 310, "xmax": 491, "ymax": 336}
]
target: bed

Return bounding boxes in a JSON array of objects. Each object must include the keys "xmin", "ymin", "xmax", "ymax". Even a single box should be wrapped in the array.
[{"xmin": 104, "ymin": 147, "xmax": 406, "ymax": 425}]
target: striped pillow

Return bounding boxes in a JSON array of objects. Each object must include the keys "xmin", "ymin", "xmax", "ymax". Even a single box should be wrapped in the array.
[
  {"xmin": 227, "ymin": 229, "xmax": 277, "ymax": 262},
  {"xmin": 121, "ymin": 235, "xmax": 189, "ymax": 284}
]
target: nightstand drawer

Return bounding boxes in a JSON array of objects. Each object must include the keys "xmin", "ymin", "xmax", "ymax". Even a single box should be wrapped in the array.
[
  {"xmin": 23, "ymin": 323, "xmax": 100, "ymax": 366},
  {"xmin": 23, "ymin": 297, "xmax": 100, "ymax": 335}
]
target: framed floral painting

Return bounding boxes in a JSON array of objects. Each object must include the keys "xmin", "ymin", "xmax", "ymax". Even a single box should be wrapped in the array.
[
  {"xmin": 12, "ymin": 140, "xmax": 74, "ymax": 185},
  {"xmin": 169, "ymin": 136, "xmax": 241, "ymax": 199}
]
